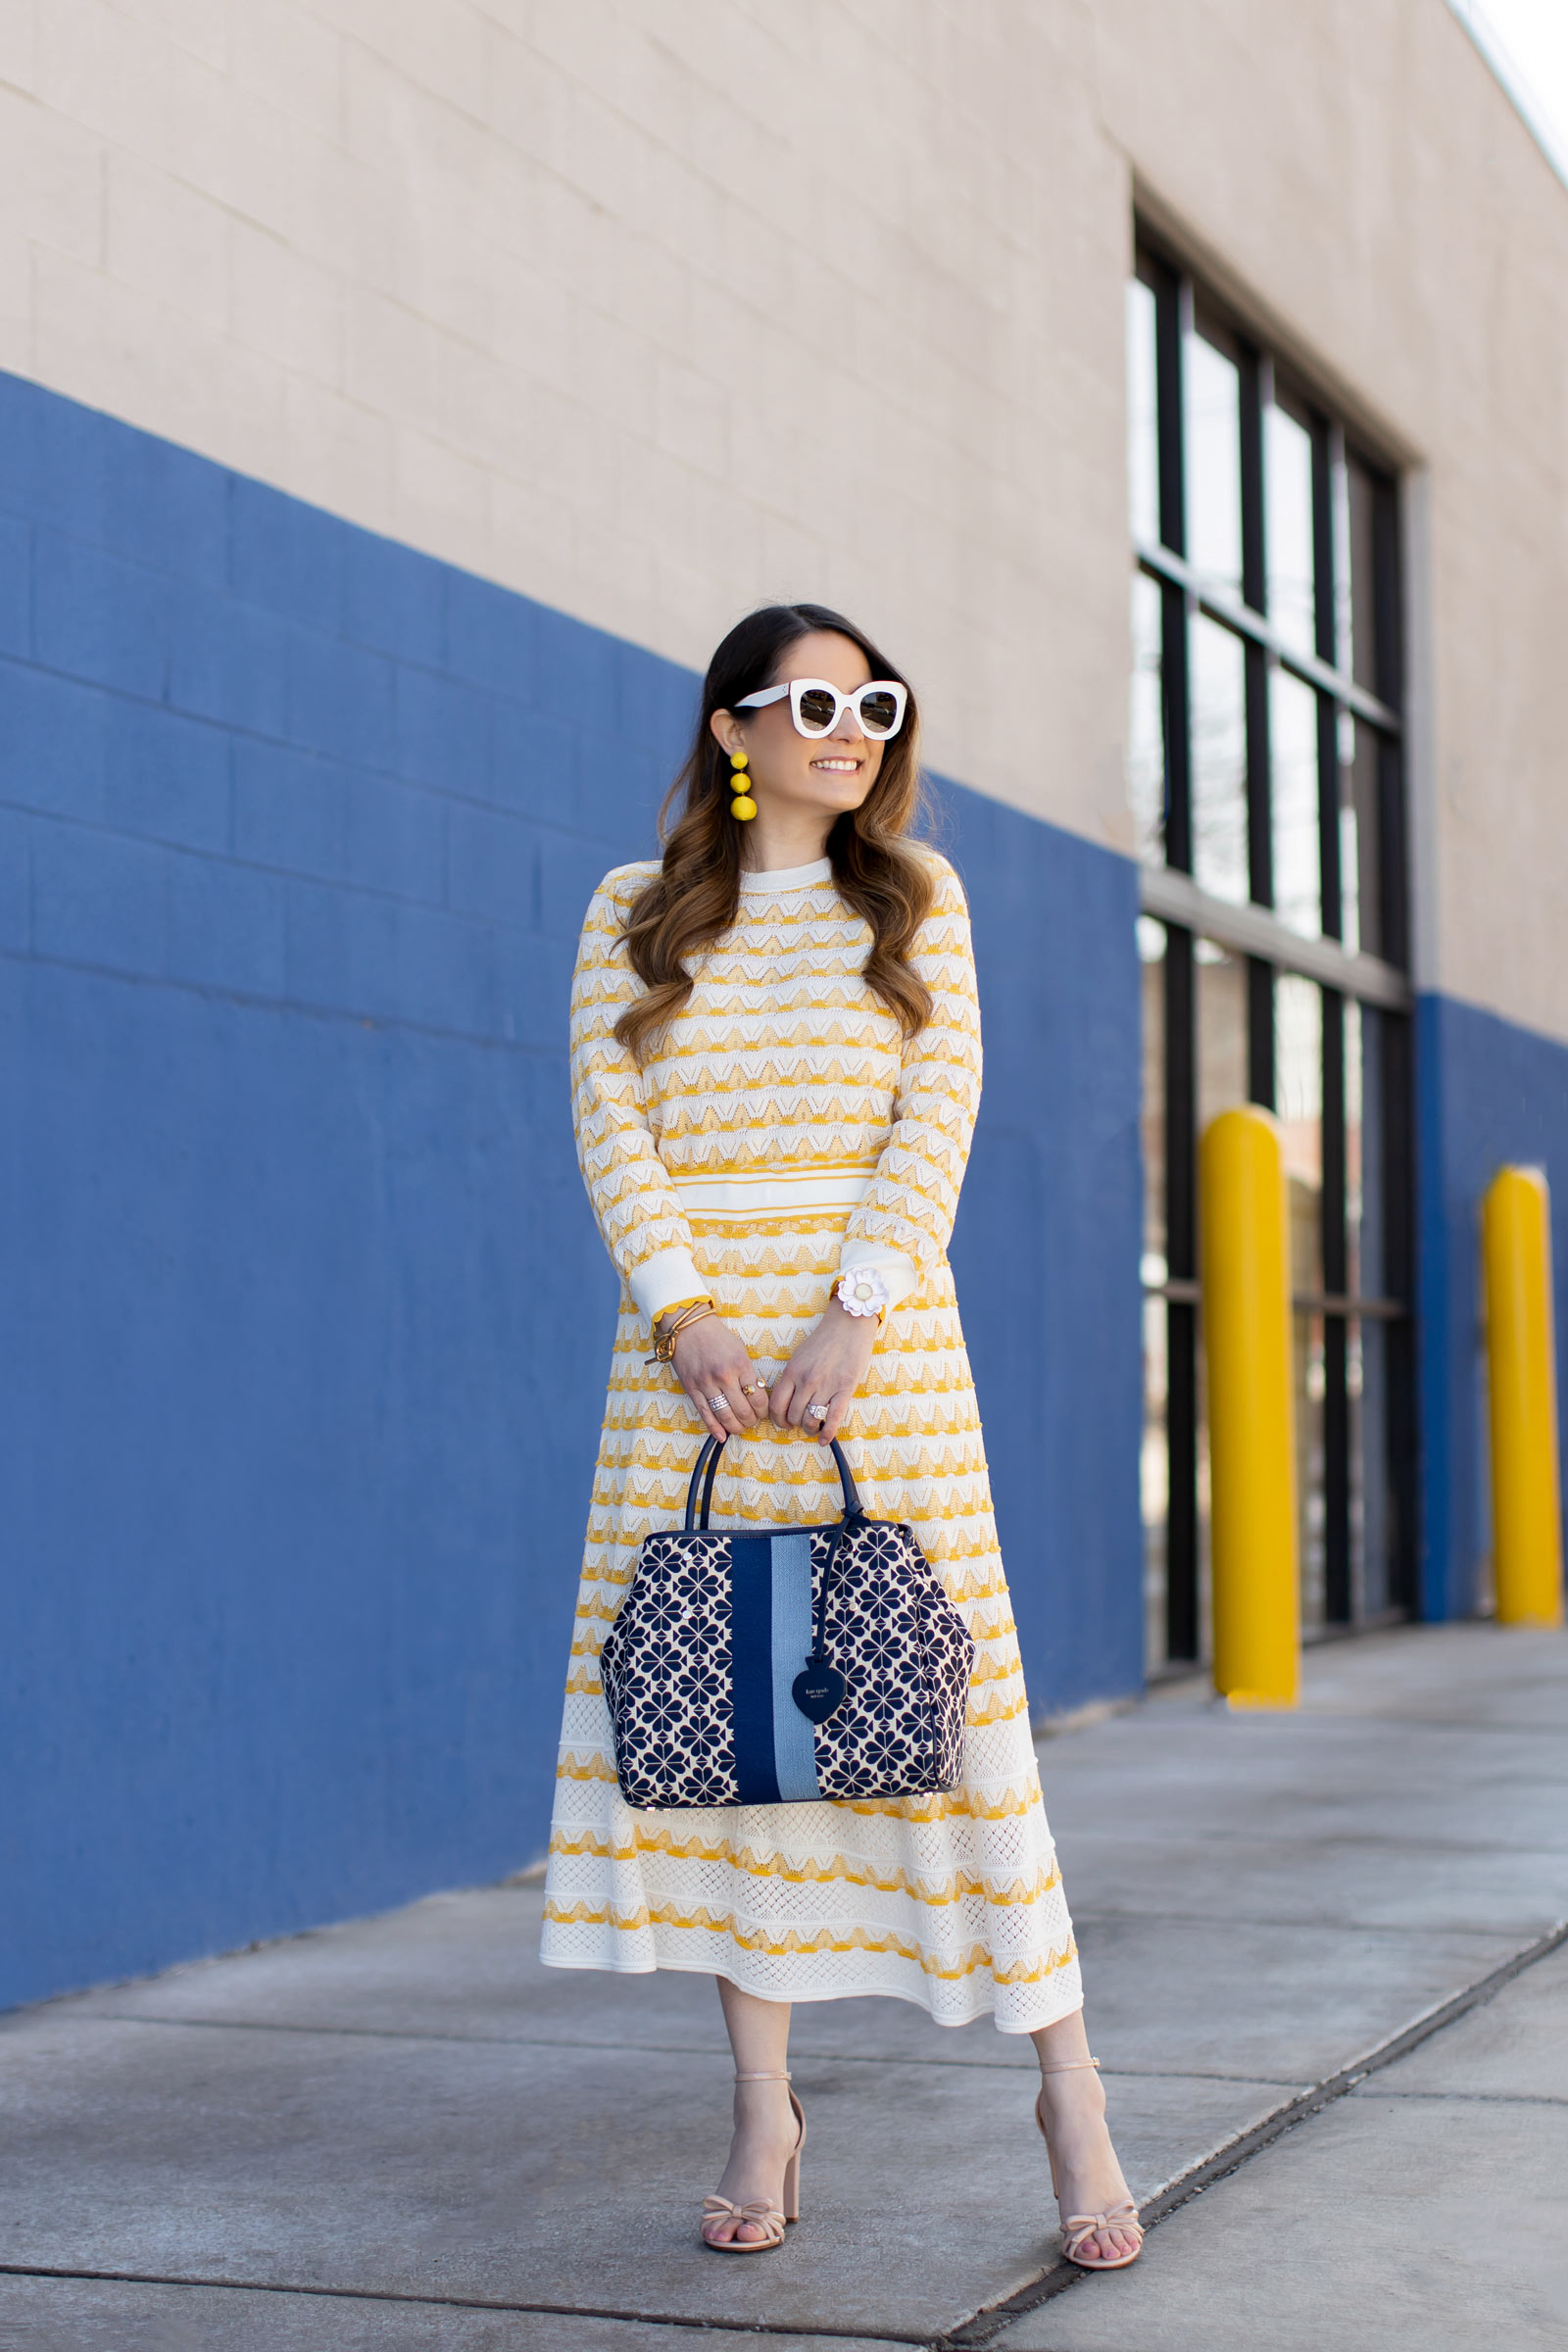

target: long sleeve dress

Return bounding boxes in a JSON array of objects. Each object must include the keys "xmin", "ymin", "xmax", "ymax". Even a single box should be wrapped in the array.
[{"xmin": 539, "ymin": 850, "xmax": 1082, "ymax": 2033}]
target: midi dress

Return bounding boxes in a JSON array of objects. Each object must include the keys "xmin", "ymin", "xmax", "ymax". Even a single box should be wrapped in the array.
[{"xmin": 539, "ymin": 850, "xmax": 1083, "ymax": 2033}]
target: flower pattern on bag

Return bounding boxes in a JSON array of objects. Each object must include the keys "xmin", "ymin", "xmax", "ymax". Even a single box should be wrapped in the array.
[
  {"xmin": 809, "ymin": 1520, "xmax": 972, "ymax": 1798},
  {"xmin": 601, "ymin": 1514, "xmax": 975, "ymax": 1811},
  {"xmin": 599, "ymin": 1530, "xmax": 737, "ymax": 1808}
]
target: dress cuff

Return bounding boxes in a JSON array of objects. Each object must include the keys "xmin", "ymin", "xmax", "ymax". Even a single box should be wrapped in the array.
[
  {"xmin": 837, "ymin": 1238, "xmax": 920, "ymax": 1309},
  {"xmin": 626, "ymin": 1246, "xmax": 707, "ymax": 1323}
]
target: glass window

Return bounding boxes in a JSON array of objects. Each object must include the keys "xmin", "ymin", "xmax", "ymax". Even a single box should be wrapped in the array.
[
  {"xmin": 1353, "ymin": 1316, "xmax": 1392, "ymax": 1615},
  {"xmin": 1186, "ymin": 320, "xmax": 1243, "ymax": 599},
  {"xmin": 1139, "ymin": 919, "xmax": 1169, "ymax": 1675},
  {"xmin": 1196, "ymin": 938, "xmax": 1250, "ymax": 1135},
  {"xmin": 1353, "ymin": 1004, "xmax": 1392, "ymax": 1615},
  {"xmin": 1129, "ymin": 573, "xmax": 1166, "ymax": 862},
  {"xmin": 1127, "ymin": 276, "xmax": 1160, "ymax": 548},
  {"xmin": 1270, "ymin": 668, "xmax": 1321, "ymax": 936},
  {"xmin": 1339, "ymin": 715, "xmax": 1382, "ymax": 955},
  {"xmin": 1296, "ymin": 1306, "xmax": 1328, "ymax": 1629},
  {"xmin": 1345, "ymin": 1000, "xmax": 1365, "ymax": 1299},
  {"xmin": 1276, "ymin": 973, "xmax": 1323, "ymax": 1296},
  {"xmin": 1279, "ymin": 976, "xmax": 1327, "ymax": 1633},
  {"xmin": 1352, "ymin": 1004, "xmax": 1384, "ymax": 1301},
  {"xmin": 1347, "ymin": 453, "xmax": 1381, "ymax": 694},
  {"xmin": 1130, "ymin": 238, "xmax": 1410, "ymax": 1663},
  {"xmin": 1139, "ymin": 916, "xmax": 1167, "ymax": 1274},
  {"xmin": 1265, "ymin": 393, "xmax": 1316, "ymax": 655},
  {"xmin": 1143, "ymin": 1293, "xmax": 1171, "ymax": 1674},
  {"xmin": 1190, "ymin": 615, "xmax": 1248, "ymax": 904}
]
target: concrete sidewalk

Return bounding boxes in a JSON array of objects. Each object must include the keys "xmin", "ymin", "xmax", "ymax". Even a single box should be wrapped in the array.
[{"xmin": 1, "ymin": 1623, "xmax": 1564, "ymax": 2350}]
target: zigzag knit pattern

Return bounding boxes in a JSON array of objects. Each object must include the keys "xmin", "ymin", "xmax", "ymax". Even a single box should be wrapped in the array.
[{"xmin": 540, "ymin": 852, "xmax": 1082, "ymax": 2033}]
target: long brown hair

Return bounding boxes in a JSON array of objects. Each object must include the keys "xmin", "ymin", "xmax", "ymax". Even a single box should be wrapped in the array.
[{"xmin": 614, "ymin": 604, "xmax": 934, "ymax": 1060}]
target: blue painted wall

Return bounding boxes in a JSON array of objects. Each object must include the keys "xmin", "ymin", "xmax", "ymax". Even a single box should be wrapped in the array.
[
  {"xmin": 1416, "ymin": 992, "xmax": 1568, "ymax": 1621},
  {"xmin": 0, "ymin": 373, "xmax": 1145, "ymax": 2008},
  {"xmin": 940, "ymin": 784, "xmax": 1146, "ymax": 1711}
]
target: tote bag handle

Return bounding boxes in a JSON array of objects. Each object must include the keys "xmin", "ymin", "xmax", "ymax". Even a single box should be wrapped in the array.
[{"xmin": 683, "ymin": 1433, "xmax": 863, "ymax": 1530}]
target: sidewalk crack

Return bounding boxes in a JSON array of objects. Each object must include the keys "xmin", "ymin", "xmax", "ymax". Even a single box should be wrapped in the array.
[{"xmin": 933, "ymin": 1916, "xmax": 1568, "ymax": 2349}]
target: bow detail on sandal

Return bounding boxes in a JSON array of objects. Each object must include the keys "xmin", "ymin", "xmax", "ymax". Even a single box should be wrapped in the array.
[
  {"xmin": 1035, "ymin": 2056, "xmax": 1145, "ymax": 2272},
  {"xmin": 700, "ymin": 2071, "xmax": 806, "ymax": 2254},
  {"xmin": 700, "ymin": 2194, "xmax": 787, "ymax": 2251},
  {"xmin": 1059, "ymin": 2201, "xmax": 1146, "ymax": 2268}
]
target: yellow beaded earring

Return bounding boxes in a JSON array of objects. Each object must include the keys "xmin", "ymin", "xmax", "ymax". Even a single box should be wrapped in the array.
[{"xmin": 729, "ymin": 749, "xmax": 757, "ymax": 821}]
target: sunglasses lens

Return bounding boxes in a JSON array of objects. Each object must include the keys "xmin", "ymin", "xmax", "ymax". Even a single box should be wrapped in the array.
[
  {"xmin": 858, "ymin": 689, "xmax": 901, "ymax": 736},
  {"xmin": 795, "ymin": 687, "xmax": 839, "ymax": 734}
]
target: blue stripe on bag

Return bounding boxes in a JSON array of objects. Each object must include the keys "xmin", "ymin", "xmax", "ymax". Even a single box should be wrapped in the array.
[
  {"xmin": 769, "ymin": 1532, "xmax": 820, "ymax": 1800},
  {"xmin": 729, "ymin": 1531, "xmax": 821, "ymax": 1804},
  {"xmin": 729, "ymin": 1535, "xmax": 781, "ymax": 1803}
]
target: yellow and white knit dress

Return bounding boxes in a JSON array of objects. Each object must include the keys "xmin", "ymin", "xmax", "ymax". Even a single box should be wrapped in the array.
[{"xmin": 540, "ymin": 850, "xmax": 1082, "ymax": 2034}]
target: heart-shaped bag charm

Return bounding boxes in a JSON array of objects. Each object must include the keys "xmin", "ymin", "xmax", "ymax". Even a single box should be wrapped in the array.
[{"xmin": 792, "ymin": 1658, "xmax": 847, "ymax": 1723}]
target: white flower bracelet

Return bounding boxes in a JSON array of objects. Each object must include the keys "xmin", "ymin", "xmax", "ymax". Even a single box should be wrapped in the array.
[{"xmin": 834, "ymin": 1267, "xmax": 891, "ymax": 1320}]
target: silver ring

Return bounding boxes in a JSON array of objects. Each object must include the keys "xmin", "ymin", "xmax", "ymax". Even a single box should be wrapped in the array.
[
  {"xmin": 807, "ymin": 1402, "xmax": 830, "ymax": 1422},
  {"xmin": 709, "ymin": 1394, "xmax": 730, "ymax": 1411}
]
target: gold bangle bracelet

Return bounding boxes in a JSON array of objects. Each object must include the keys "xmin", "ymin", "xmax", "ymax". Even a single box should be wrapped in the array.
[
  {"xmin": 656, "ymin": 1297, "xmax": 713, "ymax": 1336},
  {"xmin": 645, "ymin": 1300, "xmax": 716, "ymax": 1365}
]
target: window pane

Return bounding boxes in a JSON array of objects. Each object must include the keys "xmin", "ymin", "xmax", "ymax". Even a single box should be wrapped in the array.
[
  {"xmin": 1266, "ymin": 395, "xmax": 1316, "ymax": 655},
  {"xmin": 1352, "ymin": 1315, "xmax": 1393, "ymax": 1614},
  {"xmin": 1271, "ymin": 668, "xmax": 1321, "ymax": 936},
  {"xmin": 1196, "ymin": 1328, "xmax": 1215, "ymax": 1668},
  {"xmin": 1129, "ymin": 572, "xmax": 1166, "ymax": 861},
  {"xmin": 1347, "ymin": 454, "xmax": 1380, "ymax": 693},
  {"xmin": 1127, "ymin": 276, "xmax": 1160, "ymax": 547},
  {"xmin": 1186, "ymin": 323, "xmax": 1243, "ymax": 598},
  {"xmin": 1140, "ymin": 914, "xmax": 1169, "ymax": 1675},
  {"xmin": 1196, "ymin": 937, "xmax": 1249, "ymax": 1136},
  {"xmin": 1193, "ymin": 937, "xmax": 1249, "ymax": 1677},
  {"xmin": 1353, "ymin": 1004, "xmax": 1385, "ymax": 1301},
  {"xmin": 1144, "ymin": 1293, "xmax": 1169, "ymax": 1675},
  {"xmin": 1338, "ymin": 715, "xmax": 1381, "ymax": 955},
  {"xmin": 1345, "ymin": 1000, "xmax": 1364, "ymax": 1299},
  {"xmin": 1139, "ymin": 916, "xmax": 1167, "ymax": 1272},
  {"xmin": 1296, "ymin": 1308, "xmax": 1327, "ymax": 1630},
  {"xmin": 1332, "ymin": 447, "xmax": 1353, "ymax": 674},
  {"xmin": 1191, "ymin": 615, "xmax": 1248, "ymax": 904},
  {"xmin": 1276, "ymin": 974, "xmax": 1322, "ymax": 1294}
]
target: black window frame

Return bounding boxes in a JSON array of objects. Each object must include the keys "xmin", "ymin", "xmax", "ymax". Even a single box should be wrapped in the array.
[{"xmin": 1132, "ymin": 234, "xmax": 1418, "ymax": 1667}]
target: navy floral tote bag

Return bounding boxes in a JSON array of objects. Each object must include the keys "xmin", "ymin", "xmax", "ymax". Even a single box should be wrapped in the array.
[{"xmin": 599, "ymin": 1436, "xmax": 975, "ymax": 1810}]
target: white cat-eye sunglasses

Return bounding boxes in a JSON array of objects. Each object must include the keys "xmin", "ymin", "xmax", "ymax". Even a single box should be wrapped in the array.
[{"xmin": 734, "ymin": 677, "xmax": 908, "ymax": 741}]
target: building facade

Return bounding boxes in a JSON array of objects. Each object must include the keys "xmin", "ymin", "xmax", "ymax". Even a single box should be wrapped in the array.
[{"xmin": 3, "ymin": 0, "xmax": 1565, "ymax": 2008}]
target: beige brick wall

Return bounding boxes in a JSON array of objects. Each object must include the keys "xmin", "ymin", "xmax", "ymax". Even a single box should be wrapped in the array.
[{"xmin": 1, "ymin": 0, "xmax": 1564, "ymax": 1040}]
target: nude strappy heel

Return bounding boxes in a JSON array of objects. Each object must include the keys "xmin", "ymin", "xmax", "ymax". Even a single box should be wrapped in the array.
[
  {"xmin": 1035, "ymin": 2056, "xmax": 1144, "ymax": 2272},
  {"xmin": 700, "ymin": 2069, "xmax": 807, "ymax": 2254}
]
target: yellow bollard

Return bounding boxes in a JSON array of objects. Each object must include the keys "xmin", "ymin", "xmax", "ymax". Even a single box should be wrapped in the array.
[
  {"xmin": 1200, "ymin": 1106, "xmax": 1300, "ymax": 1706},
  {"xmin": 1482, "ymin": 1167, "xmax": 1564, "ymax": 1627}
]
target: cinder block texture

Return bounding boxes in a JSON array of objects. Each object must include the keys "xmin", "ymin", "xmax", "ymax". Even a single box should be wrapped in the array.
[
  {"xmin": 3, "ymin": 0, "xmax": 1566, "ymax": 1042},
  {"xmin": 0, "ymin": 369, "xmax": 679, "ymax": 1030},
  {"xmin": 0, "ymin": 373, "xmax": 1143, "ymax": 2009},
  {"xmin": 0, "ymin": 371, "xmax": 677, "ymax": 2009}
]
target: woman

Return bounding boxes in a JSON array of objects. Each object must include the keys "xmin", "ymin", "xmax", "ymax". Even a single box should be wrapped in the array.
[{"xmin": 541, "ymin": 604, "xmax": 1141, "ymax": 2269}]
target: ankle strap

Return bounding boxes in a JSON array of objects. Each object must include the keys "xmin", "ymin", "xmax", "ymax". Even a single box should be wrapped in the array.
[
  {"xmin": 1038, "ymin": 2056, "xmax": 1101, "ymax": 2075},
  {"xmin": 733, "ymin": 2069, "xmax": 792, "ymax": 2082}
]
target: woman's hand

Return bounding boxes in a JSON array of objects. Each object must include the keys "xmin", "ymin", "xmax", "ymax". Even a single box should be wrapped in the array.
[
  {"xmin": 767, "ymin": 1298, "xmax": 878, "ymax": 1444},
  {"xmin": 669, "ymin": 1312, "xmax": 769, "ymax": 1443}
]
